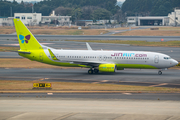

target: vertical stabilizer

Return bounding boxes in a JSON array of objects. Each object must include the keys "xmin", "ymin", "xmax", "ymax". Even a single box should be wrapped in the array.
[{"xmin": 14, "ymin": 18, "xmax": 42, "ymax": 50}]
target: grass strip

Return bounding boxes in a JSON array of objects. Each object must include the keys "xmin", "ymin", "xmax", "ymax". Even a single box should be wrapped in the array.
[
  {"xmin": 0, "ymin": 80, "xmax": 180, "ymax": 93},
  {"xmin": 0, "ymin": 27, "xmax": 109, "ymax": 35},
  {"xmin": 114, "ymin": 27, "xmax": 180, "ymax": 36},
  {"xmin": 0, "ymin": 58, "xmax": 78, "ymax": 69},
  {"xmin": 0, "ymin": 46, "xmax": 19, "ymax": 52},
  {"xmin": 66, "ymin": 40, "xmax": 180, "ymax": 47}
]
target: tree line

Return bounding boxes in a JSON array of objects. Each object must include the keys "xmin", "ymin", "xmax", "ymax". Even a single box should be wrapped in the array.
[
  {"xmin": 0, "ymin": 0, "xmax": 120, "ymax": 23},
  {"xmin": 0, "ymin": 0, "xmax": 32, "ymax": 17},
  {"xmin": 122, "ymin": 0, "xmax": 180, "ymax": 16},
  {"xmin": 1, "ymin": 0, "xmax": 180, "ymax": 23}
]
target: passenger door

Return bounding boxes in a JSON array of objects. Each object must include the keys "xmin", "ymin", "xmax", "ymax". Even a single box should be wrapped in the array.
[{"xmin": 154, "ymin": 55, "xmax": 159, "ymax": 63}]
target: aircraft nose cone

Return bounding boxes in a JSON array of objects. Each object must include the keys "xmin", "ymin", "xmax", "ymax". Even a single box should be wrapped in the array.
[
  {"xmin": 175, "ymin": 60, "xmax": 179, "ymax": 65},
  {"xmin": 172, "ymin": 60, "xmax": 178, "ymax": 66}
]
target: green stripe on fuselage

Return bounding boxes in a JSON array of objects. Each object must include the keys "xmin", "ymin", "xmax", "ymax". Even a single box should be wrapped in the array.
[{"xmin": 116, "ymin": 64, "xmax": 157, "ymax": 69}]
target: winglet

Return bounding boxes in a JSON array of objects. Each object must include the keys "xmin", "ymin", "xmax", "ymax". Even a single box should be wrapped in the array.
[
  {"xmin": 86, "ymin": 42, "xmax": 92, "ymax": 50},
  {"xmin": 48, "ymin": 49, "xmax": 58, "ymax": 60}
]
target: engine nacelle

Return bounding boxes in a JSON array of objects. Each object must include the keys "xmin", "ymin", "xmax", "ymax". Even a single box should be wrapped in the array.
[{"xmin": 99, "ymin": 64, "xmax": 116, "ymax": 72}]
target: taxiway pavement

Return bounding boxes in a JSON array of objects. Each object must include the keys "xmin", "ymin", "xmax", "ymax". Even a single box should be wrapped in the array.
[
  {"xmin": 0, "ymin": 68, "xmax": 180, "ymax": 88},
  {"xmin": 1, "ymin": 34, "xmax": 180, "ymax": 41}
]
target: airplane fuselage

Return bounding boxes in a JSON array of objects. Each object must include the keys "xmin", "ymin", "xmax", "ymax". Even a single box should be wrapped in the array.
[{"xmin": 20, "ymin": 49, "xmax": 178, "ymax": 70}]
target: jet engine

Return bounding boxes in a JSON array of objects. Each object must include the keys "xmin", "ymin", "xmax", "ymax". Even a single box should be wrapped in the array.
[{"xmin": 99, "ymin": 64, "xmax": 116, "ymax": 72}]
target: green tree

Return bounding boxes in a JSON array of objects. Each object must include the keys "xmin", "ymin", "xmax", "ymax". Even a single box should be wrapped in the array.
[
  {"xmin": 71, "ymin": 8, "xmax": 82, "ymax": 22},
  {"xmin": 91, "ymin": 8, "xmax": 112, "ymax": 20},
  {"xmin": 122, "ymin": 0, "xmax": 179, "ymax": 16},
  {"xmin": 55, "ymin": 7, "xmax": 72, "ymax": 16},
  {"xmin": 38, "ymin": 5, "xmax": 52, "ymax": 16}
]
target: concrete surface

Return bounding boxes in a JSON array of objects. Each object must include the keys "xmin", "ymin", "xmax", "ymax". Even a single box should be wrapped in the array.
[{"xmin": 0, "ymin": 98, "xmax": 180, "ymax": 120}]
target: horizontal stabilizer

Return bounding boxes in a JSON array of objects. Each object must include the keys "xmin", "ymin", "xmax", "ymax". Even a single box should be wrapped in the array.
[{"xmin": 18, "ymin": 51, "xmax": 31, "ymax": 54}]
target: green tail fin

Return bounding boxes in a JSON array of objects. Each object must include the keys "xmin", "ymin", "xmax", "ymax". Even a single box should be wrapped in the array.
[{"xmin": 14, "ymin": 18, "xmax": 42, "ymax": 50}]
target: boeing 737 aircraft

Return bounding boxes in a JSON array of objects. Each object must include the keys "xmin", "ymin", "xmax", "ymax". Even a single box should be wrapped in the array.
[{"xmin": 14, "ymin": 19, "xmax": 178, "ymax": 75}]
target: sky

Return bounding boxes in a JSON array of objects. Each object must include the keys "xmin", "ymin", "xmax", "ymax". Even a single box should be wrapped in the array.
[{"xmin": 9, "ymin": 0, "xmax": 126, "ymax": 3}]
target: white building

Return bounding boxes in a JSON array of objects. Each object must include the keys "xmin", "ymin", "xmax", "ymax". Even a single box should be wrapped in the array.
[
  {"xmin": 127, "ymin": 16, "xmax": 169, "ymax": 26},
  {"xmin": 96, "ymin": 20, "xmax": 118, "ymax": 24},
  {"xmin": 0, "ymin": 11, "xmax": 71, "ymax": 26},
  {"xmin": 168, "ymin": 8, "xmax": 180, "ymax": 26},
  {"xmin": 127, "ymin": 8, "xmax": 180, "ymax": 26},
  {"xmin": 14, "ymin": 13, "xmax": 42, "ymax": 26},
  {"xmin": 138, "ymin": 16, "xmax": 169, "ymax": 26},
  {"xmin": 77, "ymin": 20, "xmax": 118, "ymax": 26},
  {"xmin": 127, "ymin": 17, "xmax": 138, "ymax": 26},
  {"xmin": 0, "ymin": 17, "xmax": 14, "ymax": 26},
  {"xmin": 41, "ymin": 11, "xmax": 71, "ymax": 26}
]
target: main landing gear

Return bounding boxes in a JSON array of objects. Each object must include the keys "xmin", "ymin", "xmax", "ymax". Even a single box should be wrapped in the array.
[
  {"xmin": 88, "ymin": 69, "xmax": 93, "ymax": 74},
  {"xmin": 158, "ymin": 71, "xmax": 162, "ymax": 75},
  {"xmin": 88, "ymin": 68, "xmax": 99, "ymax": 74}
]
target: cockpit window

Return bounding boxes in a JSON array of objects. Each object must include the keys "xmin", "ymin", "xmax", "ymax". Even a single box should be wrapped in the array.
[{"xmin": 164, "ymin": 57, "xmax": 171, "ymax": 60}]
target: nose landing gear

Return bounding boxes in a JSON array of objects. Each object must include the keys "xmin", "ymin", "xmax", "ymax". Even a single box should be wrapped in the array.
[
  {"xmin": 158, "ymin": 68, "xmax": 167, "ymax": 75},
  {"xmin": 158, "ymin": 71, "xmax": 162, "ymax": 75}
]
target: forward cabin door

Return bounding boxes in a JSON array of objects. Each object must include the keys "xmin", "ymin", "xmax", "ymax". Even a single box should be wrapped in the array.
[{"xmin": 154, "ymin": 55, "xmax": 159, "ymax": 63}]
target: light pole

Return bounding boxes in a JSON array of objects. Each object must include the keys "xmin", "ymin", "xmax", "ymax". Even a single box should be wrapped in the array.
[{"xmin": 174, "ymin": 8, "xmax": 177, "ymax": 27}]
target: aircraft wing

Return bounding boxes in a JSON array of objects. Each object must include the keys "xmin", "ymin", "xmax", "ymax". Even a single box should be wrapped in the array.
[{"xmin": 69, "ymin": 61, "xmax": 109, "ymax": 67}]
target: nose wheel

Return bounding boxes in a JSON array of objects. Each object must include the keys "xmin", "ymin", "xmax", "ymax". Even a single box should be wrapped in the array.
[{"xmin": 158, "ymin": 71, "xmax": 162, "ymax": 75}]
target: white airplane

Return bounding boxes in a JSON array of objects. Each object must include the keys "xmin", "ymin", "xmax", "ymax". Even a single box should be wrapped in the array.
[{"xmin": 14, "ymin": 18, "xmax": 178, "ymax": 75}]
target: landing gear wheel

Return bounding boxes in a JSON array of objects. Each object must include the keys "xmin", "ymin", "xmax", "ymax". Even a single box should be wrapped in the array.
[
  {"xmin": 158, "ymin": 71, "xmax": 162, "ymax": 75},
  {"xmin": 94, "ymin": 69, "xmax": 99, "ymax": 74},
  {"xmin": 88, "ymin": 70, "xmax": 93, "ymax": 74}
]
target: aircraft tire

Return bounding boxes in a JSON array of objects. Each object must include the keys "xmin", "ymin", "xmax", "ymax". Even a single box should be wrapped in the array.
[
  {"xmin": 94, "ymin": 69, "xmax": 99, "ymax": 74},
  {"xmin": 158, "ymin": 71, "xmax": 162, "ymax": 75},
  {"xmin": 88, "ymin": 70, "xmax": 93, "ymax": 74}
]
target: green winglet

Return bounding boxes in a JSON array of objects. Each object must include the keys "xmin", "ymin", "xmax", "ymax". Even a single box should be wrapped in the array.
[{"xmin": 48, "ymin": 49, "xmax": 58, "ymax": 60}]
